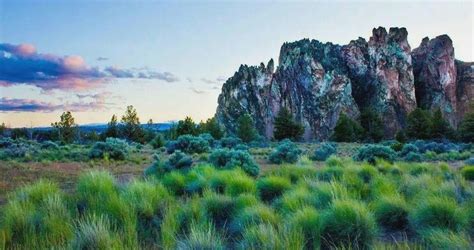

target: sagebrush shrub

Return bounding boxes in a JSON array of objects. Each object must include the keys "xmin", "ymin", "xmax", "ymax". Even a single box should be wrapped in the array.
[
  {"xmin": 165, "ymin": 150, "xmax": 193, "ymax": 170},
  {"xmin": 41, "ymin": 140, "xmax": 60, "ymax": 150},
  {"xmin": 404, "ymin": 152, "xmax": 423, "ymax": 162},
  {"xmin": 353, "ymin": 144, "xmax": 396, "ymax": 164},
  {"xmin": 166, "ymin": 134, "xmax": 210, "ymax": 154},
  {"xmin": 321, "ymin": 200, "xmax": 377, "ymax": 249},
  {"xmin": 399, "ymin": 143, "xmax": 419, "ymax": 157},
  {"xmin": 89, "ymin": 138, "xmax": 128, "ymax": 160},
  {"xmin": 219, "ymin": 136, "xmax": 242, "ymax": 148},
  {"xmin": 208, "ymin": 148, "xmax": 259, "ymax": 176},
  {"xmin": 268, "ymin": 139, "xmax": 302, "ymax": 164},
  {"xmin": 149, "ymin": 134, "xmax": 165, "ymax": 149},
  {"xmin": 311, "ymin": 143, "xmax": 337, "ymax": 161}
]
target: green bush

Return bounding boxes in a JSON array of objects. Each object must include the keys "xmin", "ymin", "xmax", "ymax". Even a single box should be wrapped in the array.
[
  {"xmin": 149, "ymin": 134, "xmax": 165, "ymax": 149},
  {"xmin": 257, "ymin": 176, "xmax": 291, "ymax": 202},
  {"xmin": 165, "ymin": 150, "xmax": 193, "ymax": 170},
  {"xmin": 311, "ymin": 142, "xmax": 337, "ymax": 161},
  {"xmin": 404, "ymin": 152, "xmax": 423, "ymax": 162},
  {"xmin": 461, "ymin": 166, "xmax": 474, "ymax": 181},
  {"xmin": 353, "ymin": 144, "xmax": 397, "ymax": 164},
  {"xmin": 268, "ymin": 139, "xmax": 302, "ymax": 164},
  {"xmin": 321, "ymin": 200, "xmax": 377, "ymax": 249},
  {"xmin": 372, "ymin": 196, "xmax": 409, "ymax": 231},
  {"xmin": 288, "ymin": 207, "xmax": 321, "ymax": 249},
  {"xmin": 167, "ymin": 134, "xmax": 210, "ymax": 154},
  {"xmin": 209, "ymin": 148, "xmax": 259, "ymax": 176},
  {"xmin": 410, "ymin": 197, "xmax": 467, "ymax": 232},
  {"xmin": 89, "ymin": 138, "xmax": 128, "ymax": 160}
]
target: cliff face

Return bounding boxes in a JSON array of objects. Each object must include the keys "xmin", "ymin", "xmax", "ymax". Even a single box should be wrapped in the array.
[{"xmin": 216, "ymin": 27, "xmax": 473, "ymax": 140}]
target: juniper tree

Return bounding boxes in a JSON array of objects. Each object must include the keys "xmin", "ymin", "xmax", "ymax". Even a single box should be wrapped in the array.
[{"xmin": 273, "ymin": 107, "xmax": 304, "ymax": 141}]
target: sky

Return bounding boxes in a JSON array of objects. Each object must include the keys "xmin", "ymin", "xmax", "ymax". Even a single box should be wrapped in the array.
[{"xmin": 0, "ymin": 0, "xmax": 472, "ymax": 128}]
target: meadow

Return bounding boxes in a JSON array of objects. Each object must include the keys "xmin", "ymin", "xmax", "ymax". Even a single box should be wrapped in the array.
[{"xmin": 0, "ymin": 135, "xmax": 473, "ymax": 249}]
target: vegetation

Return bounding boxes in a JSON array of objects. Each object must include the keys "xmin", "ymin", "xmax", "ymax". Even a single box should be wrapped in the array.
[
  {"xmin": 360, "ymin": 108, "xmax": 384, "ymax": 142},
  {"xmin": 121, "ymin": 105, "xmax": 145, "ymax": 143},
  {"xmin": 268, "ymin": 139, "xmax": 302, "ymax": 164},
  {"xmin": 332, "ymin": 113, "xmax": 363, "ymax": 142},
  {"xmin": 311, "ymin": 142, "xmax": 337, "ymax": 161},
  {"xmin": 51, "ymin": 111, "xmax": 77, "ymax": 144},
  {"xmin": 236, "ymin": 113, "xmax": 257, "ymax": 143},
  {"xmin": 273, "ymin": 107, "xmax": 304, "ymax": 141}
]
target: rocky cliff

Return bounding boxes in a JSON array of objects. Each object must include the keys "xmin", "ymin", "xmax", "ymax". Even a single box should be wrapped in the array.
[{"xmin": 216, "ymin": 27, "xmax": 473, "ymax": 140}]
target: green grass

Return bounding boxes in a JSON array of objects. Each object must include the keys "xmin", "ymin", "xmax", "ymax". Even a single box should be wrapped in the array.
[{"xmin": 1, "ymin": 141, "xmax": 473, "ymax": 249}]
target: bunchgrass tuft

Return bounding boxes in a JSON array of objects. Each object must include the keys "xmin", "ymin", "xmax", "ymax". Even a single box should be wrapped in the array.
[
  {"xmin": 410, "ymin": 196, "xmax": 467, "ymax": 232},
  {"xmin": 256, "ymin": 176, "xmax": 291, "ymax": 202},
  {"xmin": 371, "ymin": 195, "xmax": 409, "ymax": 231}
]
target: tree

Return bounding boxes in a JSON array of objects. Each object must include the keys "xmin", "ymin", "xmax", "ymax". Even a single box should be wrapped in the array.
[
  {"xmin": 406, "ymin": 108, "xmax": 432, "ymax": 139},
  {"xmin": 52, "ymin": 111, "xmax": 77, "ymax": 143},
  {"xmin": 360, "ymin": 108, "xmax": 384, "ymax": 142},
  {"xmin": 273, "ymin": 107, "xmax": 304, "ymax": 141},
  {"xmin": 430, "ymin": 108, "xmax": 452, "ymax": 139},
  {"xmin": 331, "ymin": 113, "xmax": 363, "ymax": 142},
  {"xmin": 11, "ymin": 128, "xmax": 29, "ymax": 139},
  {"xmin": 176, "ymin": 116, "xmax": 198, "ymax": 136},
  {"xmin": 121, "ymin": 105, "xmax": 144, "ymax": 143},
  {"xmin": 104, "ymin": 114, "xmax": 119, "ymax": 138},
  {"xmin": 237, "ymin": 113, "xmax": 257, "ymax": 143},
  {"xmin": 199, "ymin": 117, "xmax": 224, "ymax": 139},
  {"xmin": 0, "ymin": 123, "xmax": 6, "ymax": 137},
  {"xmin": 458, "ymin": 105, "xmax": 474, "ymax": 142}
]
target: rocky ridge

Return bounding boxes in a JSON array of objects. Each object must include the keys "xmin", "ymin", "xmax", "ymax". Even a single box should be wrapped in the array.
[{"xmin": 216, "ymin": 27, "xmax": 473, "ymax": 140}]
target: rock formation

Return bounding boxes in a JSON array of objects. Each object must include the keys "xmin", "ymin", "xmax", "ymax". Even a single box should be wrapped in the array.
[{"xmin": 216, "ymin": 27, "xmax": 473, "ymax": 140}]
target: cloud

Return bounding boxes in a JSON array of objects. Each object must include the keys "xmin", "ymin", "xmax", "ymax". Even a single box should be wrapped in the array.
[
  {"xmin": 216, "ymin": 76, "xmax": 228, "ymax": 82},
  {"xmin": 201, "ymin": 78, "xmax": 217, "ymax": 85},
  {"xmin": 97, "ymin": 57, "xmax": 109, "ymax": 61},
  {"xmin": 189, "ymin": 86, "xmax": 207, "ymax": 94},
  {"xmin": 0, "ymin": 98, "xmax": 61, "ymax": 112},
  {"xmin": 0, "ymin": 92, "xmax": 118, "ymax": 113},
  {"xmin": 0, "ymin": 42, "xmax": 181, "ymax": 91}
]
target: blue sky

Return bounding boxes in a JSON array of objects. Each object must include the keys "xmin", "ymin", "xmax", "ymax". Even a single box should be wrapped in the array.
[{"xmin": 0, "ymin": 0, "xmax": 472, "ymax": 127}]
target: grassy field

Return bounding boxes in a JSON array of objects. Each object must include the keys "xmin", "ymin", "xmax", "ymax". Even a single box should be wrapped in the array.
[{"xmin": 0, "ymin": 137, "xmax": 473, "ymax": 249}]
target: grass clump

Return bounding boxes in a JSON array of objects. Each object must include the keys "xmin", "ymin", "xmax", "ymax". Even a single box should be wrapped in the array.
[
  {"xmin": 268, "ymin": 139, "xmax": 302, "ymax": 164},
  {"xmin": 202, "ymin": 192, "xmax": 237, "ymax": 229},
  {"xmin": 410, "ymin": 196, "xmax": 467, "ymax": 232},
  {"xmin": 287, "ymin": 207, "xmax": 321, "ymax": 249},
  {"xmin": 224, "ymin": 173, "xmax": 256, "ymax": 197},
  {"xmin": 257, "ymin": 176, "xmax": 291, "ymax": 202},
  {"xmin": 72, "ymin": 214, "xmax": 121, "ymax": 250},
  {"xmin": 321, "ymin": 199, "xmax": 377, "ymax": 249},
  {"xmin": 372, "ymin": 195, "xmax": 409, "ymax": 231},
  {"xmin": 461, "ymin": 166, "xmax": 474, "ymax": 181},
  {"xmin": 177, "ymin": 222, "xmax": 225, "ymax": 249},
  {"xmin": 419, "ymin": 228, "xmax": 471, "ymax": 249}
]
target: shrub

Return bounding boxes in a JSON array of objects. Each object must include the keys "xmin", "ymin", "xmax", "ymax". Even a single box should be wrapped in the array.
[
  {"xmin": 219, "ymin": 136, "xmax": 242, "ymax": 148},
  {"xmin": 320, "ymin": 200, "xmax": 377, "ymax": 249},
  {"xmin": 332, "ymin": 113, "xmax": 364, "ymax": 142},
  {"xmin": 257, "ymin": 176, "xmax": 291, "ymax": 202},
  {"xmin": 410, "ymin": 197, "xmax": 467, "ymax": 232},
  {"xmin": 166, "ymin": 134, "xmax": 209, "ymax": 154},
  {"xmin": 404, "ymin": 152, "xmax": 423, "ymax": 162},
  {"xmin": 41, "ymin": 140, "xmax": 60, "ymax": 150},
  {"xmin": 353, "ymin": 144, "xmax": 396, "ymax": 164},
  {"xmin": 288, "ymin": 207, "xmax": 321, "ymax": 249},
  {"xmin": 268, "ymin": 139, "xmax": 302, "ymax": 164},
  {"xmin": 400, "ymin": 143, "xmax": 419, "ymax": 157},
  {"xmin": 208, "ymin": 148, "xmax": 259, "ymax": 176},
  {"xmin": 372, "ymin": 196, "xmax": 409, "ymax": 231},
  {"xmin": 465, "ymin": 157, "xmax": 474, "ymax": 166},
  {"xmin": 89, "ymin": 138, "xmax": 128, "ymax": 160},
  {"xmin": 149, "ymin": 134, "xmax": 165, "ymax": 149},
  {"xmin": 311, "ymin": 143, "xmax": 337, "ymax": 161},
  {"xmin": 461, "ymin": 166, "xmax": 474, "ymax": 181},
  {"xmin": 390, "ymin": 142, "xmax": 403, "ymax": 152},
  {"xmin": 165, "ymin": 150, "xmax": 193, "ymax": 170}
]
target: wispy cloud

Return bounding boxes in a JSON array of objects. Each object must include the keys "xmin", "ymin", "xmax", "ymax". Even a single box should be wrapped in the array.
[
  {"xmin": 0, "ymin": 43, "xmax": 181, "ymax": 91},
  {"xmin": 96, "ymin": 57, "xmax": 109, "ymax": 61},
  {"xmin": 189, "ymin": 86, "xmax": 207, "ymax": 94},
  {"xmin": 201, "ymin": 78, "xmax": 217, "ymax": 85}
]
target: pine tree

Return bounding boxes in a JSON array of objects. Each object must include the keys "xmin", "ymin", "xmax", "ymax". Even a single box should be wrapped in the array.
[
  {"xmin": 237, "ymin": 113, "xmax": 257, "ymax": 143},
  {"xmin": 430, "ymin": 108, "xmax": 452, "ymax": 139},
  {"xmin": 331, "ymin": 113, "xmax": 363, "ymax": 142},
  {"xmin": 273, "ymin": 107, "xmax": 304, "ymax": 141},
  {"xmin": 52, "ymin": 111, "xmax": 77, "ymax": 144},
  {"xmin": 360, "ymin": 108, "xmax": 384, "ymax": 142},
  {"xmin": 200, "ymin": 117, "xmax": 224, "ymax": 139},
  {"xmin": 176, "ymin": 116, "xmax": 198, "ymax": 136},
  {"xmin": 458, "ymin": 105, "xmax": 474, "ymax": 142},
  {"xmin": 104, "ymin": 114, "xmax": 119, "ymax": 138},
  {"xmin": 121, "ymin": 105, "xmax": 144, "ymax": 143},
  {"xmin": 406, "ymin": 108, "xmax": 432, "ymax": 139}
]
